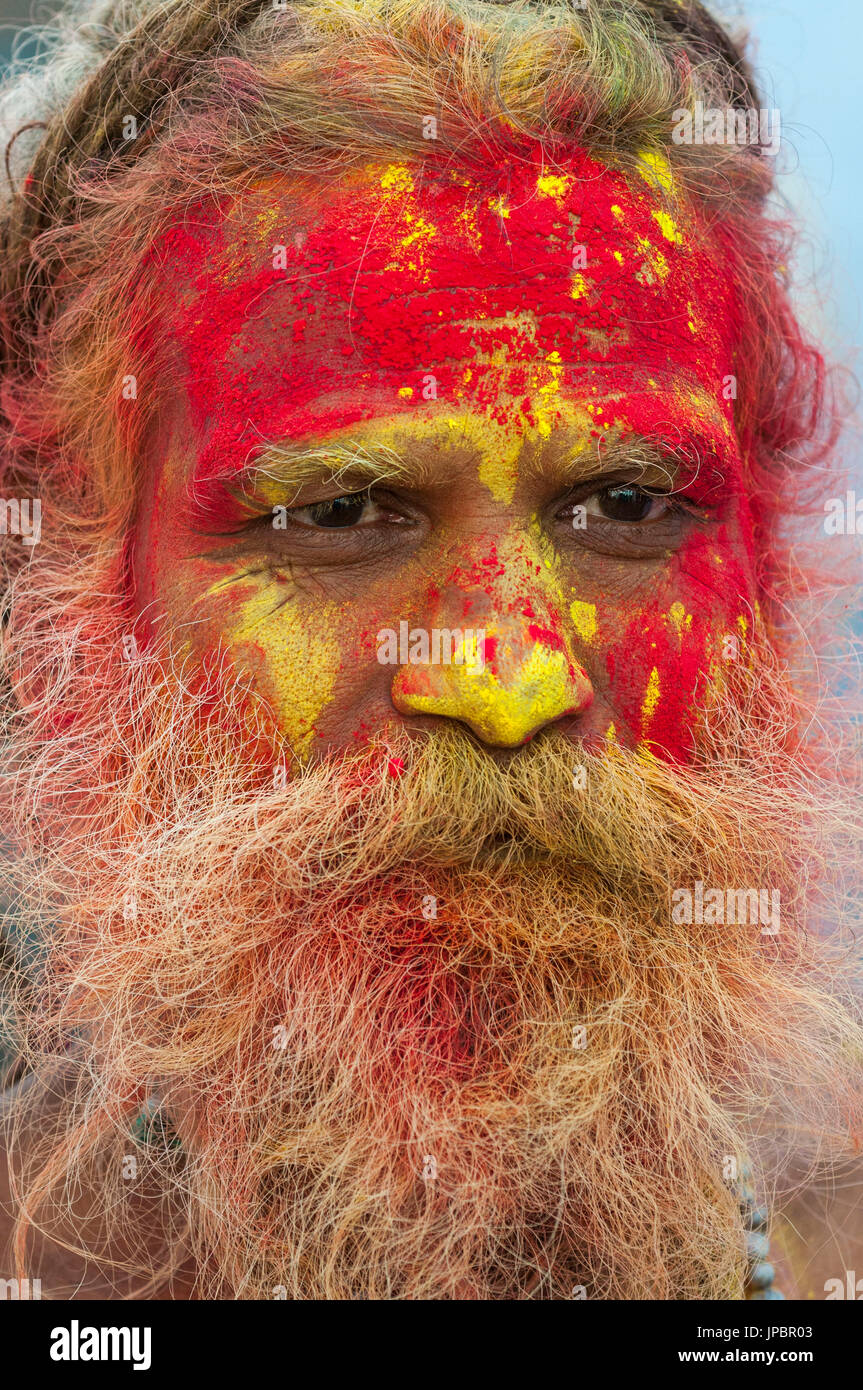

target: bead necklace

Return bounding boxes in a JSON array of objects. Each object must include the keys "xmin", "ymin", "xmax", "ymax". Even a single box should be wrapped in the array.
[{"xmin": 736, "ymin": 1168, "xmax": 784, "ymax": 1300}]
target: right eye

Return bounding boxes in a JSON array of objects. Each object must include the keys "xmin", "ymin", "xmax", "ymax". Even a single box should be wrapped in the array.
[
  {"xmin": 290, "ymin": 493, "xmax": 382, "ymax": 528},
  {"xmin": 585, "ymin": 484, "xmax": 674, "ymax": 523}
]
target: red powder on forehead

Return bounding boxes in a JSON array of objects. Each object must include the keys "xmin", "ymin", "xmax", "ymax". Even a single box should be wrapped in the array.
[{"xmin": 139, "ymin": 136, "xmax": 742, "ymax": 482}]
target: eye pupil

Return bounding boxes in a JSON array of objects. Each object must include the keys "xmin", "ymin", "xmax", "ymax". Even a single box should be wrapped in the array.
[
  {"xmin": 309, "ymin": 495, "xmax": 368, "ymax": 528},
  {"xmin": 598, "ymin": 485, "xmax": 657, "ymax": 522}
]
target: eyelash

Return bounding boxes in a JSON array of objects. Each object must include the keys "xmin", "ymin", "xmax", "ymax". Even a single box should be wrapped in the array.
[{"xmin": 556, "ymin": 486, "xmax": 691, "ymax": 525}]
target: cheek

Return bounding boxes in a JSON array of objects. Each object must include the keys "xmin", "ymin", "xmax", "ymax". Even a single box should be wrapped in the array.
[
  {"xmin": 600, "ymin": 530, "xmax": 756, "ymax": 762},
  {"xmin": 154, "ymin": 553, "xmax": 347, "ymax": 754},
  {"xmin": 225, "ymin": 592, "xmax": 344, "ymax": 756}
]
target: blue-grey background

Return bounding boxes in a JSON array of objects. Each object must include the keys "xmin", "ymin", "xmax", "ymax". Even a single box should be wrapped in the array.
[{"xmin": 715, "ymin": 0, "xmax": 860, "ymax": 366}]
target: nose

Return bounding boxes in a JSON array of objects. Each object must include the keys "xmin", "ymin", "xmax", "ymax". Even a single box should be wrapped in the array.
[{"xmin": 391, "ymin": 612, "xmax": 593, "ymax": 748}]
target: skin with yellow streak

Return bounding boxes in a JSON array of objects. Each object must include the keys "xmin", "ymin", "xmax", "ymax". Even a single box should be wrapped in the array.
[
  {"xmin": 207, "ymin": 580, "xmax": 343, "ymax": 757},
  {"xmin": 569, "ymin": 599, "xmax": 597, "ymax": 644}
]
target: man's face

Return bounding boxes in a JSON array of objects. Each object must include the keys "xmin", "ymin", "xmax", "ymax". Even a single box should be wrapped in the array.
[{"xmin": 133, "ymin": 144, "xmax": 758, "ymax": 763}]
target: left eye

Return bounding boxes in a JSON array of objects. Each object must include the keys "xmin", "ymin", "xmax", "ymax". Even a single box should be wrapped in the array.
[
  {"xmin": 585, "ymin": 485, "xmax": 672, "ymax": 523},
  {"xmin": 292, "ymin": 493, "xmax": 382, "ymax": 528}
]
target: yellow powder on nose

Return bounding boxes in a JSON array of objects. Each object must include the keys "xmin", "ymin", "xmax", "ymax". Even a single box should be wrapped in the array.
[
  {"xmin": 398, "ymin": 386, "xmax": 414, "ymax": 398},
  {"xmin": 403, "ymin": 643, "xmax": 578, "ymax": 747},
  {"xmin": 570, "ymin": 599, "xmax": 597, "ymax": 644},
  {"xmin": 570, "ymin": 272, "xmax": 588, "ymax": 299}
]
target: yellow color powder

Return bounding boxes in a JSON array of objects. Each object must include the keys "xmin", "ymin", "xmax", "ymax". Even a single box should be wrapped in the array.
[
  {"xmin": 536, "ymin": 172, "xmax": 572, "ymax": 205},
  {"xmin": 635, "ymin": 235, "xmax": 669, "ymax": 282},
  {"xmin": 668, "ymin": 601, "xmax": 692, "ymax": 639},
  {"xmin": 636, "ymin": 148, "xmax": 675, "ymax": 194},
  {"xmin": 403, "ymin": 643, "xmax": 577, "ymax": 748},
  {"xmin": 652, "ymin": 209, "xmax": 683, "ymax": 244},
  {"xmin": 641, "ymin": 666, "xmax": 661, "ymax": 729},
  {"xmin": 219, "ymin": 588, "xmax": 342, "ymax": 757},
  {"xmin": 570, "ymin": 599, "xmax": 597, "ymax": 644},
  {"xmin": 380, "ymin": 164, "xmax": 414, "ymax": 194}
]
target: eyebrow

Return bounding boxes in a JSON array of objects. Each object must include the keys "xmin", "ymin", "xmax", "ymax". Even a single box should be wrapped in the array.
[
  {"xmin": 522, "ymin": 436, "xmax": 677, "ymax": 491},
  {"xmin": 195, "ymin": 439, "xmax": 433, "ymax": 509},
  {"xmin": 526, "ymin": 432, "xmax": 728, "ymax": 495}
]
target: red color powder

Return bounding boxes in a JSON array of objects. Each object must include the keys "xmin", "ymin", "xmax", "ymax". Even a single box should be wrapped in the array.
[{"xmin": 140, "ymin": 137, "xmax": 741, "ymax": 489}]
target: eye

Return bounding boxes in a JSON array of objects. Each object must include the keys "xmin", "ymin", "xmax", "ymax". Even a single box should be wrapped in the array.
[
  {"xmin": 585, "ymin": 485, "xmax": 672, "ymax": 523},
  {"xmin": 291, "ymin": 492, "xmax": 382, "ymax": 528}
]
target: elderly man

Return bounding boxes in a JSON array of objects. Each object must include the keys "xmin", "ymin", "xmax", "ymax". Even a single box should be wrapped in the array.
[{"xmin": 0, "ymin": 0, "xmax": 861, "ymax": 1300}]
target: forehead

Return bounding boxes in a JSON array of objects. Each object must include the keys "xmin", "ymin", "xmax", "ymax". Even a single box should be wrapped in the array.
[{"xmin": 143, "ymin": 142, "xmax": 741, "ymax": 483}]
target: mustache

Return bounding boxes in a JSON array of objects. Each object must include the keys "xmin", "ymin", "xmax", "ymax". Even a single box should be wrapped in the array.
[{"xmin": 104, "ymin": 714, "xmax": 814, "ymax": 933}]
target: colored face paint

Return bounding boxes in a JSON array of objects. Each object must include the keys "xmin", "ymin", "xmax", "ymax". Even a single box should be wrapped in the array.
[
  {"xmin": 134, "ymin": 135, "xmax": 756, "ymax": 761},
  {"xmin": 145, "ymin": 139, "xmax": 739, "ymax": 483}
]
